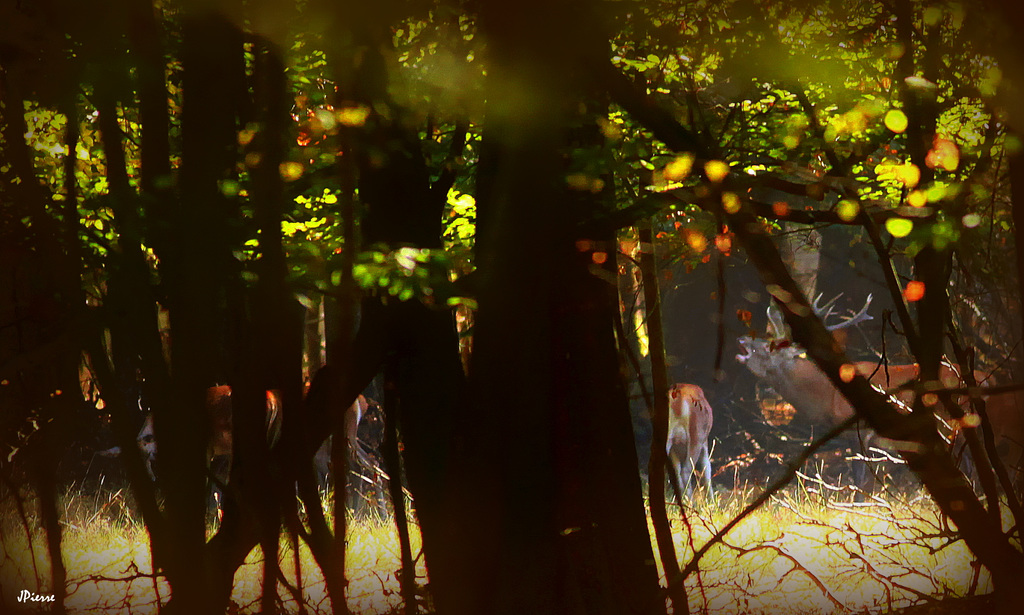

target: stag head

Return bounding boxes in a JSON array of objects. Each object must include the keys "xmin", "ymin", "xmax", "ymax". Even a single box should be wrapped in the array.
[
  {"xmin": 736, "ymin": 294, "xmax": 874, "ymax": 426},
  {"xmin": 737, "ymin": 294, "xmax": 873, "ymax": 374}
]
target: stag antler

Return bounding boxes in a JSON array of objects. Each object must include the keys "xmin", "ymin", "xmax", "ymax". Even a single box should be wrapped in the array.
[
  {"xmin": 766, "ymin": 293, "xmax": 872, "ymax": 341},
  {"xmin": 821, "ymin": 294, "xmax": 873, "ymax": 332}
]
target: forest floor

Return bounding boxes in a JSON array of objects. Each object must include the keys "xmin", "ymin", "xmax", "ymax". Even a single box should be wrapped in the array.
[{"xmin": 0, "ymin": 482, "xmax": 1013, "ymax": 614}]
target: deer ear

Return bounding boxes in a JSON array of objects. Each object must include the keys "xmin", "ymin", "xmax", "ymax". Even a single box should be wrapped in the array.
[{"xmin": 766, "ymin": 302, "xmax": 788, "ymax": 339}]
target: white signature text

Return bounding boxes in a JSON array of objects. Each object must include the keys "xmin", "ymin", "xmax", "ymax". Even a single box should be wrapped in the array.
[{"xmin": 17, "ymin": 590, "xmax": 56, "ymax": 603}]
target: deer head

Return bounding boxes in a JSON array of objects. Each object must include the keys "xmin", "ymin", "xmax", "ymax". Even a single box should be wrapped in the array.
[{"xmin": 736, "ymin": 294, "xmax": 874, "ymax": 428}]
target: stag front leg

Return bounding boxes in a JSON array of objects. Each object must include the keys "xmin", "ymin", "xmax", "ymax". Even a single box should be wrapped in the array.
[{"xmin": 849, "ymin": 429, "xmax": 877, "ymax": 499}]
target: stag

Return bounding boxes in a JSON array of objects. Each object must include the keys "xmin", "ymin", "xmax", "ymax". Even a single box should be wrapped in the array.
[
  {"xmin": 309, "ymin": 395, "xmax": 390, "ymax": 516},
  {"xmin": 666, "ymin": 383, "xmax": 714, "ymax": 500},
  {"xmin": 98, "ymin": 385, "xmax": 387, "ymax": 516},
  {"xmin": 736, "ymin": 295, "xmax": 886, "ymax": 490},
  {"xmin": 737, "ymin": 294, "xmax": 1024, "ymax": 493}
]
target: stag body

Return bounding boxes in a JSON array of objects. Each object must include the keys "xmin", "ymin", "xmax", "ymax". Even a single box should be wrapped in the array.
[
  {"xmin": 137, "ymin": 387, "xmax": 375, "ymax": 485},
  {"xmin": 667, "ymin": 383, "xmax": 714, "ymax": 499}
]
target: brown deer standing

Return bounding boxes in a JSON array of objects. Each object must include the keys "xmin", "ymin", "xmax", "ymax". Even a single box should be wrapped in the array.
[{"xmin": 667, "ymin": 383, "xmax": 714, "ymax": 500}]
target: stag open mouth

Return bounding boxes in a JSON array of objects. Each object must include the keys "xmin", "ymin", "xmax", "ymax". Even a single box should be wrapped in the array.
[{"xmin": 736, "ymin": 338, "xmax": 754, "ymax": 364}]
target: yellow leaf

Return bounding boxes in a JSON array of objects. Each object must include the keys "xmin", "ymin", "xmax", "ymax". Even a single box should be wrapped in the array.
[
  {"xmin": 884, "ymin": 110, "xmax": 908, "ymax": 133},
  {"xmin": 279, "ymin": 161, "xmax": 304, "ymax": 182},
  {"xmin": 721, "ymin": 192, "xmax": 741, "ymax": 213},
  {"xmin": 875, "ymin": 162, "xmax": 920, "ymax": 188},
  {"xmin": 837, "ymin": 200, "xmax": 859, "ymax": 222},
  {"xmin": 664, "ymin": 154, "xmax": 695, "ymax": 181},
  {"xmin": 704, "ymin": 160, "xmax": 729, "ymax": 183},
  {"xmin": 684, "ymin": 229, "xmax": 707, "ymax": 252},
  {"xmin": 979, "ymin": 67, "xmax": 1002, "ymax": 98},
  {"xmin": 926, "ymin": 137, "xmax": 959, "ymax": 171},
  {"xmin": 335, "ymin": 105, "xmax": 370, "ymax": 127},
  {"xmin": 885, "ymin": 217, "xmax": 913, "ymax": 237}
]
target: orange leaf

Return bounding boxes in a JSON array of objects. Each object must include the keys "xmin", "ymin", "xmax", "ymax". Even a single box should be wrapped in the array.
[
  {"xmin": 684, "ymin": 229, "xmax": 708, "ymax": 252},
  {"xmin": 904, "ymin": 281, "xmax": 925, "ymax": 302},
  {"xmin": 925, "ymin": 137, "xmax": 959, "ymax": 171}
]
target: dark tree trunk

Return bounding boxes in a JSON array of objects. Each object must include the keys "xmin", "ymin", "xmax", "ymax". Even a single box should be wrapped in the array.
[
  {"xmin": 467, "ymin": 2, "xmax": 664, "ymax": 613},
  {"xmin": 159, "ymin": 9, "xmax": 247, "ymax": 613},
  {"xmin": 1000, "ymin": 0, "xmax": 1024, "ymax": 404}
]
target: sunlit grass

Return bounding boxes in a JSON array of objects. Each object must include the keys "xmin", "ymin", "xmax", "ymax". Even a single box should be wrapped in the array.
[
  {"xmin": 227, "ymin": 514, "xmax": 423, "ymax": 614},
  {"xmin": 654, "ymin": 482, "xmax": 1003, "ymax": 615},
  {"xmin": 1, "ymin": 481, "xmax": 1010, "ymax": 614}
]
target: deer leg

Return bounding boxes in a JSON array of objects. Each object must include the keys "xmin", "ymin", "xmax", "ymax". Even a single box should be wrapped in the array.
[
  {"xmin": 208, "ymin": 454, "xmax": 231, "ymax": 520},
  {"xmin": 666, "ymin": 444, "xmax": 686, "ymax": 507},
  {"xmin": 848, "ymin": 445, "xmax": 875, "ymax": 500},
  {"xmin": 679, "ymin": 453, "xmax": 697, "ymax": 500},
  {"xmin": 853, "ymin": 458, "xmax": 873, "ymax": 499},
  {"xmin": 697, "ymin": 444, "xmax": 713, "ymax": 495}
]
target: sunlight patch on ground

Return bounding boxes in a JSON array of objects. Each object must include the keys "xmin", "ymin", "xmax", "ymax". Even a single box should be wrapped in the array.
[
  {"xmin": 1, "ymin": 518, "xmax": 168, "ymax": 614},
  {"xmin": 0, "ymin": 514, "xmax": 425, "ymax": 614},
  {"xmin": 226, "ymin": 517, "xmax": 425, "ymax": 614},
  {"xmin": 654, "ymin": 489, "xmax": 995, "ymax": 615}
]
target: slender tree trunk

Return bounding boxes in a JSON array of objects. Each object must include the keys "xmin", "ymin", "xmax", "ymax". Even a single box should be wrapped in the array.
[{"xmin": 638, "ymin": 221, "xmax": 688, "ymax": 614}]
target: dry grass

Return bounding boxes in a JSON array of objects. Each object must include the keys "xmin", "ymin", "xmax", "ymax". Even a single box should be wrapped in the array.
[
  {"xmin": 0, "ymin": 480, "xmax": 1011, "ymax": 614},
  {"xmin": 658, "ymin": 482, "xmax": 1002, "ymax": 615}
]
